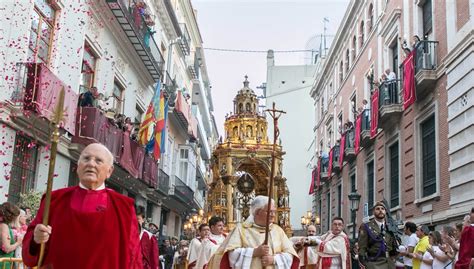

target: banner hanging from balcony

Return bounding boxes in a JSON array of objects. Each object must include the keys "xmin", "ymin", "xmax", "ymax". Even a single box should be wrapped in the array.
[
  {"xmin": 327, "ymin": 148, "xmax": 334, "ymax": 177},
  {"xmin": 309, "ymin": 167, "xmax": 317, "ymax": 195},
  {"xmin": 403, "ymin": 50, "xmax": 417, "ymax": 109},
  {"xmin": 339, "ymin": 133, "xmax": 346, "ymax": 167},
  {"xmin": 138, "ymin": 82, "xmax": 161, "ymax": 146},
  {"xmin": 23, "ymin": 63, "xmax": 78, "ymax": 134},
  {"xmin": 370, "ymin": 89, "xmax": 379, "ymax": 138},
  {"xmin": 355, "ymin": 114, "xmax": 362, "ymax": 154}
]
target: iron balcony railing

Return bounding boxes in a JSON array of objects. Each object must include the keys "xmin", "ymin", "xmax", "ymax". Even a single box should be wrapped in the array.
[
  {"xmin": 158, "ymin": 169, "xmax": 170, "ymax": 195},
  {"xmin": 173, "ymin": 175, "xmax": 194, "ymax": 204},
  {"xmin": 163, "ymin": 0, "xmax": 182, "ymax": 37},
  {"xmin": 106, "ymin": 0, "xmax": 165, "ymax": 80},
  {"xmin": 414, "ymin": 40, "xmax": 439, "ymax": 73},
  {"xmin": 179, "ymin": 23, "xmax": 191, "ymax": 56},
  {"xmin": 344, "ymin": 128, "xmax": 355, "ymax": 150},
  {"xmin": 378, "ymin": 79, "xmax": 401, "ymax": 106},
  {"xmin": 361, "ymin": 108, "xmax": 371, "ymax": 131}
]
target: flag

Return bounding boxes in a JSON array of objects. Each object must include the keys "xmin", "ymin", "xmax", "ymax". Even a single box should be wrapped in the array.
[
  {"xmin": 328, "ymin": 148, "xmax": 334, "ymax": 177},
  {"xmin": 403, "ymin": 50, "xmax": 416, "ymax": 109},
  {"xmin": 370, "ymin": 88, "xmax": 379, "ymax": 139},
  {"xmin": 160, "ymin": 99, "xmax": 169, "ymax": 154},
  {"xmin": 339, "ymin": 133, "xmax": 346, "ymax": 167},
  {"xmin": 355, "ymin": 114, "xmax": 362, "ymax": 154},
  {"xmin": 152, "ymin": 94, "xmax": 167, "ymax": 160},
  {"xmin": 138, "ymin": 82, "xmax": 161, "ymax": 146}
]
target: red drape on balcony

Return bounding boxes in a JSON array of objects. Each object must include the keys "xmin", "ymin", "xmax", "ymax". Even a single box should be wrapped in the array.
[
  {"xmin": 120, "ymin": 136, "xmax": 145, "ymax": 179},
  {"xmin": 189, "ymin": 115, "xmax": 198, "ymax": 139},
  {"xmin": 23, "ymin": 63, "xmax": 78, "ymax": 134},
  {"xmin": 309, "ymin": 167, "xmax": 317, "ymax": 195},
  {"xmin": 339, "ymin": 133, "xmax": 346, "ymax": 167},
  {"xmin": 175, "ymin": 91, "xmax": 191, "ymax": 124},
  {"xmin": 355, "ymin": 114, "xmax": 362, "ymax": 154},
  {"xmin": 370, "ymin": 89, "xmax": 379, "ymax": 139},
  {"xmin": 143, "ymin": 155, "xmax": 158, "ymax": 188},
  {"xmin": 328, "ymin": 148, "xmax": 334, "ymax": 177},
  {"xmin": 403, "ymin": 50, "xmax": 417, "ymax": 109}
]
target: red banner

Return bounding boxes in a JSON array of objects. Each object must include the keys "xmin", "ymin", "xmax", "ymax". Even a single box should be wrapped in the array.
[
  {"xmin": 403, "ymin": 50, "xmax": 417, "ymax": 109},
  {"xmin": 370, "ymin": 89, "xmax": 379, "ymax": 138},
  {"xmin": 355, "ymin": 114, "xmax": 362, "ymax": 154},
  {"xmin": 339, "ymin": 133, "xmax": 346, "ymax": 167},
  {"xmin": 328, "ymin": 148, "xmax": 334, "ymax": 177},
  {"xmin": 309, "ymin": 168, "xmax": 316, "ymax": 195}
]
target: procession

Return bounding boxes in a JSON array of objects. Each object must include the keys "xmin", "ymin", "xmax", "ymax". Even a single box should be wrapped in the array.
[{"xmin": 1, "ymin": 0, "xmax": 473, "ymax": 268}]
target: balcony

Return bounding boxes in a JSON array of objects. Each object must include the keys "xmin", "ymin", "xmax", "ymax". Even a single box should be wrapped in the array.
[
  {"xmin": 331, "ymin": 145, "xmax": 341, "ymax": 173},
  {"xmin": 414, "ymin": 40, "xmax": 439, "ymax": 98},
  {"xmin": 158, "ymin": 169, "xmax": 170, "ymax": 195},
  {"xmin": 378, "ymin": 79, "xmax": 403, "ymax": 124},
  {"xmin": 163, "ymin": 0, "xmax": 182, "ymax": 37},
  {"xmin": 143, "ymin": 155, "xmax": 158, "ymax": 188},
  {"xmin": 360, "ymin": 109, "xmax": 373, "ymax": 148},
  {"xmin": 106, "ymin": 0, "xmax": 165, "ymax": 81},
  {"xmin": 194, "ymin": 190, "xmax": 205, "ymax": 209},
  {"xmin": 173, "ymin": 91, "xmax": 198, "ymax": 140},
  {"xmin": 12, "ymin": 63, "xmax": 79, "ymax": 136},
  {"xmin": 172, "ymin": 175, "xmax": 194, "ymax": 205},
  {"xmin": 179, "ymin": 23, "xmax": 191, "ymax": 56},
  {"xmin": 344, "ymin": 129, "xmax": 356, "ymax": 162},
  {"xmin": 164, "ymin": 71, "xmax": 177, "ymax": 106}
]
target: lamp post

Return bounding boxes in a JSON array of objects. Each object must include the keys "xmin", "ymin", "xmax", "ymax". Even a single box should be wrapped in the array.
[{"xmin": 348, "ymin": 191, "xmax": 361, "ymax": 240}]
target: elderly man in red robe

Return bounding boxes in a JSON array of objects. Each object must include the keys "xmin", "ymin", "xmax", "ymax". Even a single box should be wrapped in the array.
[
  {"xmin": 455, "ymin": 207, "xmax": 474, "ymax": 269},
  {"xmin": 138, "ymin": 210, "xmax": 160, "ymax": 269},
  {"xmin": 22, "ymin": 143, "xmax": 143, "ymax": 268}
]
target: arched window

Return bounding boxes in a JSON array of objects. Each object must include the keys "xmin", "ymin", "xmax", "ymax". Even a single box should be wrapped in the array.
[
  {"xmin": 239, "ymin": 103, "xmax": 243, "ymax": 113},
  {"xmin": 368, "ymin": 4, "xmax": 374, "ymax": 32},
  {"xmin": 352, "ymin": 35, "xmax": 357, "ymax": 61},
  {"xmin": 360, "ymin": 21, "xmax": 365, "ymax": 47},
  {"xmin": 245, "ymin": 103, "xmax": 251, "ymax": 112},
  {"xmin": 233, "ymin": 126, "xmax": 238, "ymax": 137},
  {"xmin": 345, "ymin": 49, "xmax": 350, "ymax": 72}
]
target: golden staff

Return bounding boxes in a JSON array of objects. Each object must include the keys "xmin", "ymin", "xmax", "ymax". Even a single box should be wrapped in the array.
[
  {"xmin": 37, "ymin": 87, "xmax": 65, "ymax": 267},
  {"xmin": 263, "ymin": 102, "xmax": 285, "ymax": 244}
]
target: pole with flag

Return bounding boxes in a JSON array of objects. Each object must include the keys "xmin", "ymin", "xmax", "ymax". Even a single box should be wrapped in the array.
[{"xmin": 138, "ymin": 82, "xmax": 162, "ymax": 147}]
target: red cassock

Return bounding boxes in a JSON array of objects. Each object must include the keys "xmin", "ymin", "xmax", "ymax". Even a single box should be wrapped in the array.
[
  {"xmin": 455, "ymin": 225, "xmax": 474, "ymax": 269},
  {"xmin": 141, "ymin": 230, "xmax": 160, "ymax": 269},
  {"xmin": 22, "ymin": 186, "xmax": 143, "ymax": 269}
]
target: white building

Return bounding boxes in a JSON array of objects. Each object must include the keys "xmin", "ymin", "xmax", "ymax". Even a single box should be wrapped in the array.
[
  {"xmin": 264, "ymin": 50, "xmax": 318, "ymax": 230},
  {"xmin": 0, "ymin": 0, "xmax": 217, "ymax": 239}
]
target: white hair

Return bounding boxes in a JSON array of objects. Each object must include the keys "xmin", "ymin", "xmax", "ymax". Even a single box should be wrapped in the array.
[
  {"xmin": 81, "ymin": 143, "xmax": 114, "ymax": 165},
  {"xmin": 250, "ymin": 196, "xmax": 274, "ymax": 217}
]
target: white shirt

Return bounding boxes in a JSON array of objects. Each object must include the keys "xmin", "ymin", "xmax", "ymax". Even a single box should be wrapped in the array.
[
  {"xmin": 79, "ymin": 182, "xmax": 105, "ymax": 190},
  {"xmin": 420, "ymin": 251, "xmax": 433, "ymax": 269},
  {"xmin": 403, "ymin": 233, "xmax": 419, "ymax": 267},
  {"xmin": 431, "ymin": 246, "xmax": 452, "ymax": 269}
]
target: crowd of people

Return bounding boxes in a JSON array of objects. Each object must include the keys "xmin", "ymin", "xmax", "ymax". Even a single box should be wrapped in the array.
[{"xmin": 0, "ymin": 142, "xmax": 472, "ymax": 269}]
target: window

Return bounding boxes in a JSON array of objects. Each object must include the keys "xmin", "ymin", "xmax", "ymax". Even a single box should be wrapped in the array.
[
  {"xmin": 338, "ymin": 113, "xmax": 343, "ymax": 135},
  {"xmin": 389, "ymin": 142, "xmax": 399, "ymax": 207},
  {"xmin": 368, "ymin": 4, "xmax": 374, "ymax": 32},
  {"xmin": 337, "ymin": 185, "xmax": 342, "ymax": 217},
  {"xmin": 367, "ymin": 160, "xmax": 374, "ymax": 215},
  {"xmin": 352, "ymin": 35, "xmax": 357, "ymax": 61},
  {"xmin": 8, "ymin": 135, "xmax": 38, "ymax": 204},
  {"xmin": 135, "ymin": 105, "xmax": 144, "ymax": 124},
  {"xmin": 422, "ymin": 0, "xmax": 433, "ymax": 36},
  {"xmin": 350, "ymin": 94, "xmax": 357, "ymax": 122},
  {"xmin": 174, "ymin": 215, "xmax": 180, "ymax": 236},
  {"xmin": 345, "ymin": 49, "xmax": 350, "ymax": 72},
  {"xmin": 178, "ymin": 148, "xmax": 189, "ymax": 182},
  {"xmin": 326, "ymin": 192, "xmax": 331, "ymax": 230},
  {"xmin": 326, "ymin": 122, "xmax": 333, "ymax": 147},
  {"xmin": 339, "ymin": 61, "xmax": 344, "ymax": 83},
  {"xmin": 390, "ymin": 40, "xmax": 399, "ymax": 78},
  {"xmin": 80, "ymin": 44, "xmax": 98, "ymax": 90},
  {"xmin": 178, "ymin": 146, "xmax": 196, "ymax": 186},
  {"xmin": 112, "ymin": 80, "xmax": 125, "ymax": 114},
  {"xmin": 68, "ymin": 163, "xmax": 79, "ymax": 187},
  {"xmin": 320, "ymin": 96, "xmax": 325, "ymax": 117},
  {"xmin": 360, "ymin": 21, "xmax": 365, "ymax": 47},
  {"xmin": 350, "ymin": 172, "xmax": 356, "ymax": 192},
  {"xmin": 421, "ymin": 115, "xmax": 436, "ymax": 197},
  {"xmin": 28, "ymin": 0, "xmax": 56, "ymax": 63}
]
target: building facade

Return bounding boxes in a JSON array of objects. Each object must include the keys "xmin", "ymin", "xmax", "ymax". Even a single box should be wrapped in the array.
[
  {"xmin": 0, "ymin": 0, "xmax": 217, "ymax": 239},
  {"xmin": 265, "ymin": 50, "xmax": 318, "ymax": 230},
  {"xmin": 309, "ymin": 0, "xmax": 468, "ymax": 237}
]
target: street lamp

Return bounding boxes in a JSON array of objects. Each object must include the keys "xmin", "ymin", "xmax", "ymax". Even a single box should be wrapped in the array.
[{"xmin": 348, "ymin": 191, "xmax": 361, "ymax": 240}]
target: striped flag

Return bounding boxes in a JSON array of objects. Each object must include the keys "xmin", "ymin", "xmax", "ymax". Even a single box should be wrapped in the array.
[{"xmin": 138, "ymin": 82, "xmax": 161, "ymax": 146}]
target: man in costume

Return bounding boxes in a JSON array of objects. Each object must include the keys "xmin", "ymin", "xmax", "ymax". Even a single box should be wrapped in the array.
[
  {"xmin": 290, "ymin": 224, "xmax": 319, "ymax": 268},
  {"xmin": 22, "ymin": 143, "xmax": 142, "ymax": 268},
  {"xmin": 358, "ymin": 201, "xmax": 398, "ymax": 269},
  {"xmin": 455, "ymin": 207, "xmax": 474, "ymax": 269},
  {"xmin": 196, "ymin": 216, "xmax": 227, "ymax": 269},
  {"xmin": 207, "ymin": 195, "xmax": 299, "ymax": 269},
  {"xmin": 311, "ymin": 217, "xmax": 350, "ymax": 269},
  {"xmin": 138, "ymin": 210, "xmax": 160, "ymax": 269},
  {"xmin": 188, "ymin": 224, "xmax": 211, "ymax": 268}
]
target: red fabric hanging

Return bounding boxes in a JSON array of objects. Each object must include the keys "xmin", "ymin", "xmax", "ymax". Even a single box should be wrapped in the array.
[
  {"xmin": 328, "ymin": 148, "xmax": 334, "ymax": 177},
  {"xmin": 370, "ymin": 89, "xmax": 379, "ymax": 139},
  {"xmin": 309, "ymin": 168, "xmax": 316, "ymax": 195},
  {"xmin": 339, "ymin": 133, "xmax": 346, "ymax": 167},
  {"xmin": 403, "ymin": 50, "xmax": 417, "ymax": 109},
  {"xmin": 355, "ymin": 114, "xmax": 362, "ymax": 154}
]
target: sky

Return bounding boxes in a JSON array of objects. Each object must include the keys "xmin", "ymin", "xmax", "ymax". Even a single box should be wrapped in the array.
[{"xmin": 193, "ymin": 0, "xmax": 350, "ymax": 136}]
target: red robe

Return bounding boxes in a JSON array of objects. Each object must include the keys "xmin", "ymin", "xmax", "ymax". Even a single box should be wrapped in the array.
[
  {"xmin": 141, "ymin": 229, "xmax": 160, "ymax": 269},
  {"xmin": 455, "ymin": 225, "xmax": 474, "ymax": 269},
  {"xmin": 22, "ymin": 186, "xmax": 143, "ymax": 269}
]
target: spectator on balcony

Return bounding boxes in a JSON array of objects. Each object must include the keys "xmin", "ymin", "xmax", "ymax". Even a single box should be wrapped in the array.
[
  {"xmin": 79, "ymin": 86, "xmax": 98, "ymax": 107},
  {"xmin": 385, "ymin": 69, "xmax": 397, "ymax": 81},
  {"xmin": 346, "ymin": 121, "xmax": 355, "ymax": 148},
  {"xmin": 402, "ymin": 35, "xmax": 421, "ymax": 56},
  {"xmin": 320, "ymin": 150, "xmax": 329, "ymax": 172},
  {"xmin": 22, "ymin": 143, "xmax": 143, "ymax": 268},
  {"xmin": 94, "ymin": 93, "xmax": 106, "ymax": 111}
]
